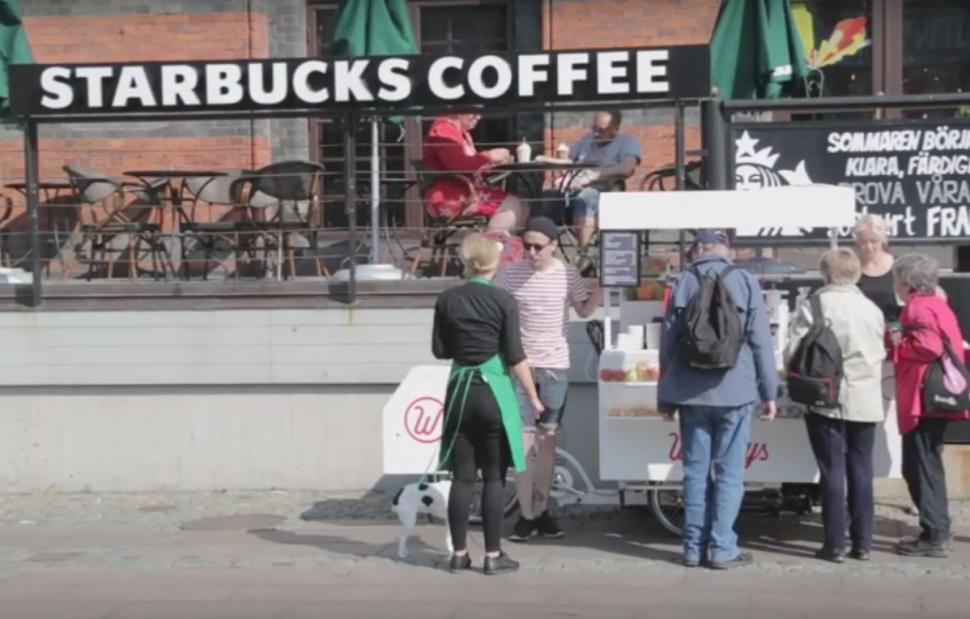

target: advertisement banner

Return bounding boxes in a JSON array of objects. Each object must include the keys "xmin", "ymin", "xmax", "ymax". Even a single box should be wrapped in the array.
[{"xmin": 733, "ymin": 120, "xmax": 970, "ymax": 243}]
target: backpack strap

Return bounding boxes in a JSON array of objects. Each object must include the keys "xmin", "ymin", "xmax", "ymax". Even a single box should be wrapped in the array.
[{"xmin": 809, "ymin": 293, "xmax": 825, "ymax": 326}]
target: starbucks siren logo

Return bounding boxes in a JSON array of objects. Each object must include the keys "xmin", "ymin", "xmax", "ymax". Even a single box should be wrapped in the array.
[{"xmin": 734, "ymin": 131, "xmax": 814, "ymax": 237}]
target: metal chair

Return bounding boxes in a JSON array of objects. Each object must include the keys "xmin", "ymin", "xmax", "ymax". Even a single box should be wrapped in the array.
[
  {"xmin": 233, "ymin": 161, "xmax": 328, "ymax": 279},
  {"xmin": 405, "ymin": 159, "xmax": 487, "ymax": 278},
  {"xmin": 181, "ymin": 169, "xmax": 255, "ymax": 279},
  {"xmin": 63, "ymin": 165, "xmax": 172, "ymax": 280},
  {"xmin": 0, "ymin": 191, "xmax": 13, "ymax": 268}
]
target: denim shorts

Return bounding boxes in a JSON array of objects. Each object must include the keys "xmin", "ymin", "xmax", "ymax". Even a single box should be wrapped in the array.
[
  {"xmin": 568, "ymin": 186, "xmax": 601, "ymax": 220},
  {"xmin": 515, "ymin": 367, "xmax": 569, "ymax": 431}
]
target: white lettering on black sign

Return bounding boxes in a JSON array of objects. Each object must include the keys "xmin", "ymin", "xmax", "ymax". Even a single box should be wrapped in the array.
[
  {"xmin": 11, "ymin": 46, "xmax": 710, "ymax": 116},
  {"xmin": 734, "ymin": 121, "xmax": 970, "ymax": 242}
]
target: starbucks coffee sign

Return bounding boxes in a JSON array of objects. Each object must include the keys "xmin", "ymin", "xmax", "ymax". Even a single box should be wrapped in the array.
[{"xmin": 10, "ymin": 46, "xmax": 710, "ymax": 117}]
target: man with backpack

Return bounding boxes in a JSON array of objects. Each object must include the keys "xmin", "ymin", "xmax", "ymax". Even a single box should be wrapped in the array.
[{"xmin": 658, "ymin": 229, "xmax": 778, "ymax": 569}]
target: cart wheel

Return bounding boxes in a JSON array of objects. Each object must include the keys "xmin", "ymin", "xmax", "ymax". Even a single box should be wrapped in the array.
[{"xmin": 649, "ymin": 488, "xmax": 685, "ymax": 537}]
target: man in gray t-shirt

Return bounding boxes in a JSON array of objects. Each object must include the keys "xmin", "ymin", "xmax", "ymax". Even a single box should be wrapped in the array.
[{"xmin": 566, "ymin": 111, "xmax": 642, "ymax": 256}]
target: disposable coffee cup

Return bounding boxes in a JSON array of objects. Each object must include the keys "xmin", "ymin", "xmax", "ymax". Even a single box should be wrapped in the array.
[{"xmin": 646, "ymin": 322, "xmax": 663, "ymax": 350}]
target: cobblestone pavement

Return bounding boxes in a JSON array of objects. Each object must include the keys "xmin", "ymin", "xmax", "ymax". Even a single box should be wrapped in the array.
[{"xmin": 2, "ymin": 490, "xmax": 970, "ymax": 617}]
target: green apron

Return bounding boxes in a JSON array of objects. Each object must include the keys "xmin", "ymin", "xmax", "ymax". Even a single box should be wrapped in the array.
[{"xmin": 438, "ymin": 278, "xmax": 527, "ymax": 473}]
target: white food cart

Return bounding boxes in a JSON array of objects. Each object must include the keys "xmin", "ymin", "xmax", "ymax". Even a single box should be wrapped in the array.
[{"xmin": 595, "ymin": 185, "xmax": 902, "ymax": 531}]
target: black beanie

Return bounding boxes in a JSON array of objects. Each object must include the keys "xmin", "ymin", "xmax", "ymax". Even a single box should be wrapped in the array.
[{"xmin": 523, "ymin": 216, "xmax": 559, "ymax": 242}]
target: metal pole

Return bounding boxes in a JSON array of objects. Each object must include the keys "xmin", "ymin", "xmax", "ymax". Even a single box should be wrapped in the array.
[
  {"xmin": 24, "ymin": 119, "xmax": 42, "ymax": 308},
  {"xmin": 674, "ymin": 100, "xmax": 686, "ymax": 267},
  {"xmin": 369, "ymin": 117, "xmax": 380, "ymax": 263},
  {"xmin": 344, "ymin": 114, "xmax": 357, "ymax": 304},
  {"xmin": 701, "ymin": 96, "xmax": 727, "ymax": 190}
]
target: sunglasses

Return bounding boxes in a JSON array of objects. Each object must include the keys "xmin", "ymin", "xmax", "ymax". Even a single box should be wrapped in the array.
[{"xmin": 523, "ymin": 242, "xmax": 550, "ymax": 252}]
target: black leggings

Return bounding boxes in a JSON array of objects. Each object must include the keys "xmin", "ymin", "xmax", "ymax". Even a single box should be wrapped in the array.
[{"xmin": 446, "ymin": 381, "xmax": 510, "ymax": 553}]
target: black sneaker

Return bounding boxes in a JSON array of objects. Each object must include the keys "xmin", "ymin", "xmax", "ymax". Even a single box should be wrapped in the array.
[
  {"xmin": 814, "ymin": 547, "xmax": 845, "ymax": 564},
  {"xmin": 448, "ymin": 553, "xmax": 472, "ymax": 573},
  {"xmin": 896, "ymin": 538, "xmax": 949, "ymax": 558},
  {"xmin": 536, "ymin": 511, "xmax": 565, "ymax": 539},
  {"xmin": 849, "ymin": 548, "xmax": 870, "ymax": 561},
  {"xmin": 708, "ymin": 552, "xmax": 754, "ymax": 570},
  {"xmin": 484, "ymin": 552, "xmax": 520, "ymax": 575},
  {"xmin": 508, "ymin": 517, "xmax": 537, "ymax": 542}
]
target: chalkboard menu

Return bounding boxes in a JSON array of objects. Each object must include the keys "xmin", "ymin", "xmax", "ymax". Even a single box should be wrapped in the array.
[{"xmin": 599, "ymin": 231, "xmax": 641, "ymax": 287}]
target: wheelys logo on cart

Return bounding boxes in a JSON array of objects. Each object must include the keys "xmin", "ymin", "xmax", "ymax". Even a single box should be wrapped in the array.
[
  {"xmin": 667, "ymin": 432, "xmax": 769, "ymax": 469},
  {"xmin": 404, "ymin": 396, "xmax": 445, "ymax": 444}
]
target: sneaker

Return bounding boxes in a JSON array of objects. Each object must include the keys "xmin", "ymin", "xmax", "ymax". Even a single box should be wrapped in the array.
[
  {"xmin": 508, "ymin": 517, "xmax": 537, "ymax": 542},
  {"xmin": 448, "ymin": 553, "xmax": 472, "ymax": 573},
  {"xmin": 814, "ymin": 547, "xmax": 845, "ymax": 564},
  {"xmin": 708, "ymin": 552, "xmax": 754, "ymax": 570},
  {"xmin": 896, "ymin": 538, "xmax": 949, "ymax": 558},
  {"xmin": 849, "ymin": 548, "xmax": 870, "ymax": 561},
  {"xmin": 536, "ymin": 511, "xmax": 565, "ymax": 539},
  {"xmin": 484, "ymin": 552, "xmax": 520, "ymax": 575},
  {"xmin": 683, "ymin": 556, "xmax": 701, "ymax": 568}
]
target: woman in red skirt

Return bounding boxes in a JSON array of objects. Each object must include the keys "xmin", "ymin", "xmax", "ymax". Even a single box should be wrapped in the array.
[{"xmin": 423, "ymin": 114, "xmax": 528, "ymax": 233}]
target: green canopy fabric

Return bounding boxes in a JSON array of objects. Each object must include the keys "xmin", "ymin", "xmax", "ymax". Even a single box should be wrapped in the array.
[
  {"xmin": 0, "ymin": 0, "xmax": 34, "ymax": 117},
  {"xmin": 330, "ymin": 0, "xmax": 417, "ymax": 58},
  {"xmin": 711, "ymin": 0, "xmax": 808, "ymax": 99}
]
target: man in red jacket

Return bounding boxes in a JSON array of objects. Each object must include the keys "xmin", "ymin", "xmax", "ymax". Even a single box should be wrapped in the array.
[{"xmin": 891, "ymin": 253, "xmax": 970, "ymax": 558}]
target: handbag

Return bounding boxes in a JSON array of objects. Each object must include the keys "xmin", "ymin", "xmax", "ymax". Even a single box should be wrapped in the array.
[{"xmin": 921, "ymin": 326, "xmax": 970, "ymax": 414}]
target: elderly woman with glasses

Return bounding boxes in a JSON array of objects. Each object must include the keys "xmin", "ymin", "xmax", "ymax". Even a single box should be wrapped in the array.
[
  {"xmin": 891, "ymin": 253, "xmax": 970, "ymax": 558},
  {"xmin": 785, "ymin": 248, "xmax": 885, "ymax": 563},
  {"xmin": 422, "ymin": 113, "xmax": 528, "ymax": 233}
]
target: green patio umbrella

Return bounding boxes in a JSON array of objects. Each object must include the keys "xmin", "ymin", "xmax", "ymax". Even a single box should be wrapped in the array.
[
  {"xmin": 330, "ymin": 0, "xmax": 417, "ymax": 267},
  {"xmin": 711, "ymin": 0, "xmax": 808, "ymax": 99},
  {"xmin": 0, "ymin": 0, "xmax": 34, "ymax": 117}
]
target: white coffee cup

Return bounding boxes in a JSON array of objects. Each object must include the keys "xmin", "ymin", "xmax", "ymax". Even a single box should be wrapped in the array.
[
  {"xmin": 646, "ymin": 322, "xmax": 663, "ymax": 350},
  {"xmin": 627, "ymin": 325, "xmax": 645, "ymax": 349}
]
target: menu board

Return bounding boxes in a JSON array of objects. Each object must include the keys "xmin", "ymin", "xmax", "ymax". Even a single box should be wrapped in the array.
[{"xmin": 599, "ymin": 230, "xmax": 641, "ymax": 287}]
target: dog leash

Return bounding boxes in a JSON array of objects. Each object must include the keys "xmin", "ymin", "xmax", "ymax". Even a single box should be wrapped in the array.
[{"xmin": 411, "ymin": 365, "xmax": 476, "ymax": 486}]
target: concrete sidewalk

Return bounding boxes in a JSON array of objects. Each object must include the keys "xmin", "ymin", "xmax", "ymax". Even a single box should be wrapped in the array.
[{"xmin": 1, "ymin": 491, "xmax": 970, "ymax": 618}]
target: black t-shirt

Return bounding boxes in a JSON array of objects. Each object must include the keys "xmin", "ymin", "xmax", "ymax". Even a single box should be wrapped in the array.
[
  {"xmin": 858, "ymin": 271, "xmax": 901, "ymax": 323},
  {"xmin": 432, "ymin": 281, "xmax": 526, "ymax": 366}
]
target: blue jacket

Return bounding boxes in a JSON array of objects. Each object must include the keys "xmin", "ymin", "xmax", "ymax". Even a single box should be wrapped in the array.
[{"xmin": 658, "ymin": 255, "xmax": 779, "ymax": 408}]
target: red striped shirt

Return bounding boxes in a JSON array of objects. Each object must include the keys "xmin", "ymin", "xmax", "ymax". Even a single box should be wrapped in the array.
[{"xmin": 496, "ymin": 260, "xmax": 589, "ymax": 369}]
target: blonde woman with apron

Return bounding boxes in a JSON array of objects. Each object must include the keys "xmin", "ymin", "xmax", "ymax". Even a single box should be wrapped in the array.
[{"xmin": 432, "ymin": 234, "xmax": 543, "ymax": 575}]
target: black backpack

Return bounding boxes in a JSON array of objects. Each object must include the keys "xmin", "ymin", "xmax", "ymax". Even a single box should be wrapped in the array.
[
  {"xmin": 786, "ymin": 294, "xmax": 844, "ymax": 408},
  {"xmin": 921, "ymin": 326, "xmax": 970, "ymax": 414},
  {"xmin": 681, "ymin": 265, "xmax": 744, "ymax": 370}
]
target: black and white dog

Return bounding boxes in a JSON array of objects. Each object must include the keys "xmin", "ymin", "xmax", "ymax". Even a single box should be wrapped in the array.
[{"xmin": 391, "ymin": 480, "xmax": 452, "ymax": 558}]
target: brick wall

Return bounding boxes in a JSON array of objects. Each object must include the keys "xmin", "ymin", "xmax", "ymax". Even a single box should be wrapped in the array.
[
  {"xmin": 541, "ymin": 0, "xmax": 719, "ymax": 189},
  {"xmin": 0, "ymin": 0, "xmax": 308, "ymax": 190}
]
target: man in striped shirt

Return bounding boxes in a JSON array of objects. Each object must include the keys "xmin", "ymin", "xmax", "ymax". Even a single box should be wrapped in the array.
[{"xmin": 495, "ymin": 216, "xmax": 601, "ymax": 541}]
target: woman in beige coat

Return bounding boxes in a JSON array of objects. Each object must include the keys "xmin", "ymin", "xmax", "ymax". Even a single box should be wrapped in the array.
[{"xmin": 785, "ymin": 248, "xmax": 886, "ymax": 563}]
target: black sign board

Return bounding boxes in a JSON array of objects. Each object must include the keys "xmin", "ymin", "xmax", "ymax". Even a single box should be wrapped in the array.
[
  {"xmin": 732, "ymin": 119, "xmax": 970, "ymax": 243},
  {"xmin": 10, "ymin": 46, "xmax": 710, "ymax": 117},
  {"xmin": 599, "ymin": 231, "xmax": 641, "ymax": 288}
]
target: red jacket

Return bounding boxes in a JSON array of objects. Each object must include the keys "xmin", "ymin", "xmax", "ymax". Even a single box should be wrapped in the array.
[
  {"xmin": 422, "ymin": 117, "xmax": 492, "ymax": 215},
  {"xmin": 893, "ymin": 292, "xmax": 970, "ymax": 433}
]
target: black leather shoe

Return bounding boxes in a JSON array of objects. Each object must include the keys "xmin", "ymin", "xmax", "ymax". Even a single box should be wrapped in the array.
[
  {"xmin": 814, "ymin": 547, "xmax": 845, "ymax": 563},
  {"xmin": 484, "ymin": 552, "xmax": 520, "ymax": 575},
  {"xmin": 708, "ymin": 552, "xmax": 753, "ymax": 570},
  {"xmin": 449, "ymin": 553, "xmax": 472, "ymax": 573},
  {"xmin": 849, "ymin": 548, "xmax": 870, "ymax": 561}
]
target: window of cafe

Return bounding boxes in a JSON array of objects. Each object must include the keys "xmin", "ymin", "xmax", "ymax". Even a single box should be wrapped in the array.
[
  {"xmin": 307, "ymin": 0, "xmax": 513, "ymax": 229},
  {"xmin": 791, "ymin": 0, "xmax": 970, "ymax": 112}
]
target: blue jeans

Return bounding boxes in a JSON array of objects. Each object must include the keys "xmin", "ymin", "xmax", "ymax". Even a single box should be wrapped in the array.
[{"xmin": 678, "ymin": 404, "xmax": 754, "ymax": 563}]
